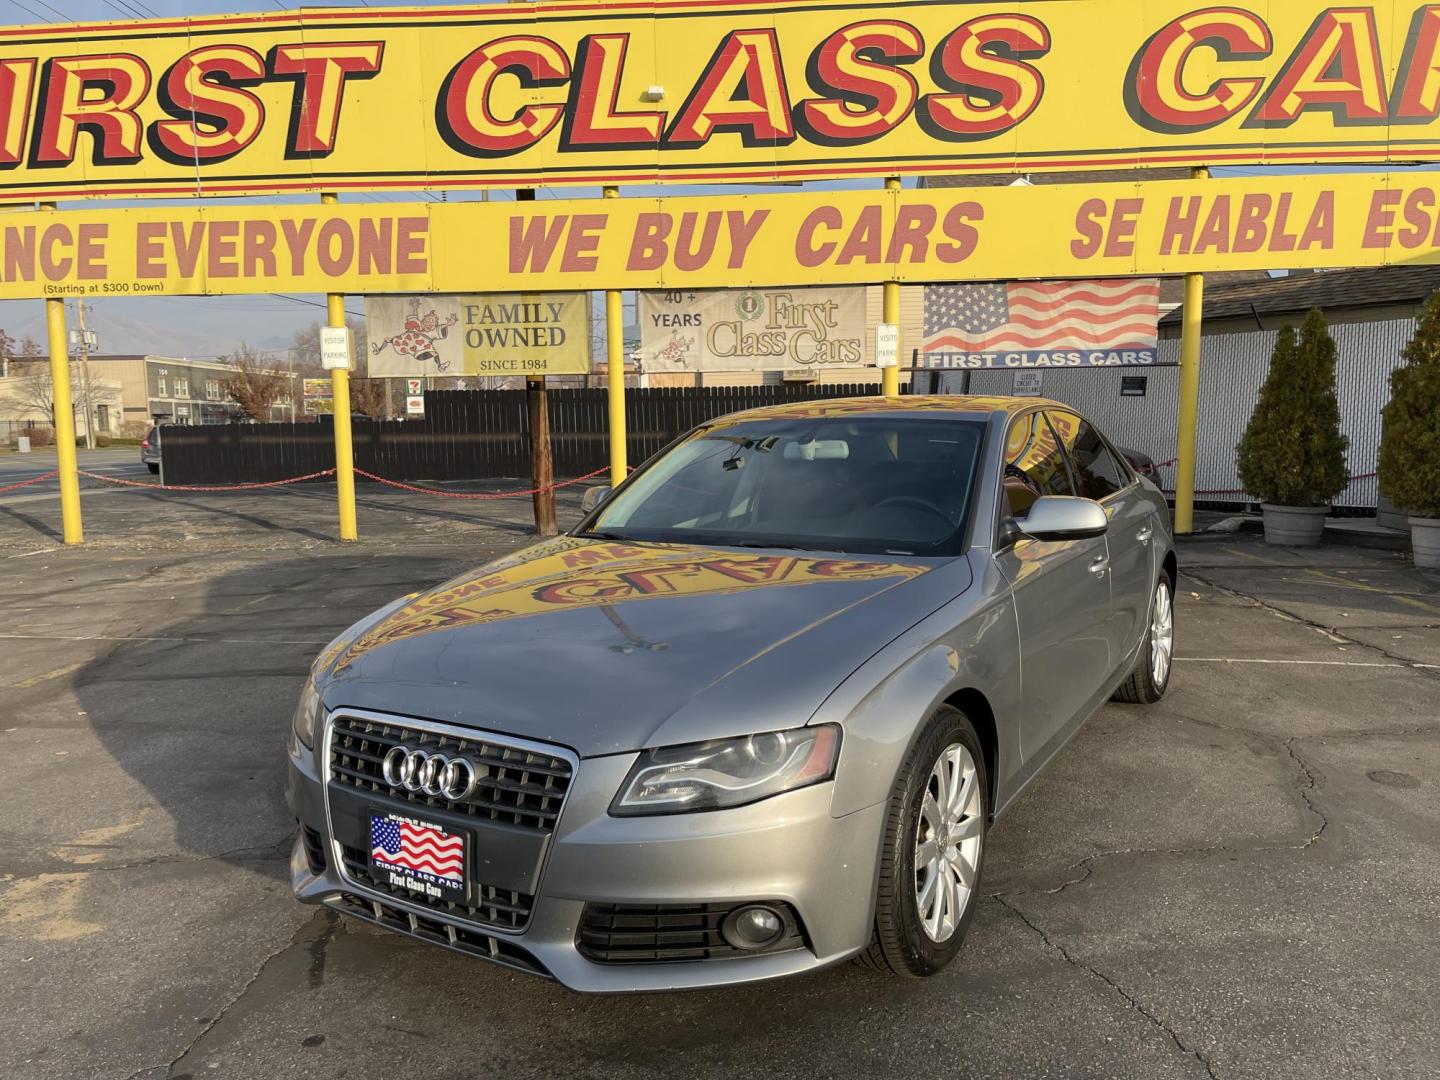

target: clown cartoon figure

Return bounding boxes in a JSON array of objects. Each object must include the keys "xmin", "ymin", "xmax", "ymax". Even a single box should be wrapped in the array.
[{"xmin": 373, "ymin": 299, "xmax": 460, "ymax": 372}]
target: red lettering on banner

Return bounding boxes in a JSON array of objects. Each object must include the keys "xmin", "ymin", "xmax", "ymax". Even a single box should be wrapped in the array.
[
  {"xmin": 279, "ymin": 219, "xmax": 316, "ymax": 275},
  {"xmin": 358, "ymin": 219, "xmax": 391, "ymax": 275},
  {"xmin": 40, "ymin": 224, "xmax": 72, "ymax": 280},
  {"xmin": 33, "ymin": 54, "xmax": 150, "ymax": 165},
  {"xmin": 560, "ymin": 34, "xmax": 665, "ymax": 150},
  {"xmin": 1125, "ymin": 9, "xmax": 1272, "ymax": 132},
  {"xmin": 440, "ymin": 37, "xmax": 571, "ymax": 157},
  {"xmin": 0, "ymin": 59, "xmax": 36, "ymax": 165},
  {"xmin": 1106, "ymin": 199, "xmax": 1143, "ymax": 257},
  {"xmin": 1249, "ymin": 10, "xmax": 1387, "ymax": 126},
  {"xmin": 316, "ymin": 218, "xmax": 354, "ymax": 275},
  {"xmin": 1298, "ymin": 192, "xmax": 1335, "ymax": 249},
  {"xmin": 918, "ymin": 15, "xmax": 1050, "ymax": 140},
  {"xmin": 509, "ymin": 215, "xmax": 569, "ymax": 273},
  {"xmin": 1362, "ymin": 189, "xmax": 1401, "ymax": 248},
  {"xmin": 673, "ymin": 212, "xmax": 721, "ymax": 272},
  {"xmin": 1398, "ymin": 188, "xmax": 1439, "ymax": 248},
  {"xmin": 396, "ymin": 218, "xmax": 428, "ymax": 274},
  {"xmin": 136, "ymin": 223, "xmax": 165, "ymax": 278},
  {"xmin": 796, "ymin": 207, "xmax": 842, "ymax": 267},
  {"xmin": 1232, "ymin": 194, "xmax": 1271, "ymax": 253},
  {"xmin": 3, "ymin": 227, "xmax": 35, "ymax": 282},
  {"xmin": 888, "ymin": 204, "xmax": 937, "ymax": 263},
  {"xmin": 936, "ymin": 202, "xmax": 983, "ymax": 263},
  {"xmin": 795, "ymin": 20, "xmax": 925, "ymax": 146},
  {"xmin": 207, "ymin": 219, "xmax": 239, "ymax": 277},
  {"xmin": 726, "ymin": 210, "xmax": 768, "ymax": 269},
  {"xmin": 1071, "ymin": 199, "xmax": 1105, "ymax": 259},
  {"xmin": 268, "ymin": 42, "xmax": 384, "ymax": 157},
  {"xmin": 628, "ymin": 213, "xmax": 671, "ymax": 271},
  {"xmin": 170, "ymin": 222, "xmax": 204, "ymax": 277},
  {"xmin": 244, "ymin": 221, "xmax": 278, "ymax": 276},
  {"xmin": 836, "ymin": 204, "xmax": 884, "ymax": 265},
  {"xmin": 664, "ymin": 29, "xmax": 795, "ymax": 148},
  {"xmin": 152, "ymin": 45, "xmax": 267, "ymax": 164},
  {"xmin": 560, "ymin": 214, "xmax": 605, "ymax": 272},
  {"xmin": 75, "ymin": 224, "xmax": 106, "ymax": 279}
]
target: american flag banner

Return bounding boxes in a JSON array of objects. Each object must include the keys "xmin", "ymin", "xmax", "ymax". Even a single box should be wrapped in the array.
[
  {"xmin": 370, "ymin": 814, "xmax": 465, "ymax": 888},
  {"xmin": 922, "ymin": 279, "xmax": 1161, "ymax": 369}
]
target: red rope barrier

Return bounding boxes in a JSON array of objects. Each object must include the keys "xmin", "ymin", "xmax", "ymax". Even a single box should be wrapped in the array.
[
  {"xmin": 77, "ymin": 468, "xmax": 337, "ymax": 492},
  {"xmin": 352, "ymin": 467, "xmax": 610, "ymax": 500},
  {"xmin": 0, "ymin": 469, "xmax": 59, "ymax": 494}
]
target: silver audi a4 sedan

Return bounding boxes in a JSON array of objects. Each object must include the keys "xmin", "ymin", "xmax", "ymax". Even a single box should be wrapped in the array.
[{"xmin": 287, "ymin": 396, "xmax": 1177, "ymax": 992}]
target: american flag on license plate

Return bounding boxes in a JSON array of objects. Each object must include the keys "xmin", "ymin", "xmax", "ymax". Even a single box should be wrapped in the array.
[
  {"xmin": 370, "ymin": 815, "xmax": 464, "ymax": 883},
  {"xmin": 923, "ymin": 279, "xmax": 1160, "ymax": 354}
]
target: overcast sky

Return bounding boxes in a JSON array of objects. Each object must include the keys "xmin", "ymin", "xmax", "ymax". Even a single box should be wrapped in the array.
[{"xmin": 0, "ymin": 0, "xmax": 1422, "ymax": 358}]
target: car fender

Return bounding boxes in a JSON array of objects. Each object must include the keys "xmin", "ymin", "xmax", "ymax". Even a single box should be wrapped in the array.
[{"xmin": 816, "ymin": 551, "xmax": 1022, "ymax": 820}]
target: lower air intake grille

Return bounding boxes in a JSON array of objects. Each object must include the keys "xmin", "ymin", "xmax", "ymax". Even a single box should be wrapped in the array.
[
  {"xmin": 340, "ymin": 844, "xmax": 533, "ymax": 931},
  {"xmin": 330, "ymin": 893, "xmax": 549, "ymax": 978},
  {"xmin": 578, "ymin": 902, "xmax": 805, "ymax": 964}
]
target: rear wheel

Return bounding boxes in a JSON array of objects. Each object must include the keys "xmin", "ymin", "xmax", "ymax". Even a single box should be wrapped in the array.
[
  {"xmin": 858, "ymin": 705, "xmax": 988, "ymax": 978},
  {"xmin": 1112, "ymin": 574, "xmax": 1174, "ymax": 704}
]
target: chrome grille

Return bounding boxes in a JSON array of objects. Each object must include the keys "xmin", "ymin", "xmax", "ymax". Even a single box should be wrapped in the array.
[{"xmin": 328, "ymin": 714, "xmax": 572, "ymax": 829}]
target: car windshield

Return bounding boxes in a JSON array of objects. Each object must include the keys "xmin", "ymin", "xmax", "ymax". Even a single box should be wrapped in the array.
[{"xmin": 585, "ymin": 414, "xmax": 985, "ymax": 555}]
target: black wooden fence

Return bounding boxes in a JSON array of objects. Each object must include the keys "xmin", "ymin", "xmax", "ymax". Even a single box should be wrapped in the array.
[{"xmin": 160, "ymin": 384, "xmax": 891, "ymax": 486}]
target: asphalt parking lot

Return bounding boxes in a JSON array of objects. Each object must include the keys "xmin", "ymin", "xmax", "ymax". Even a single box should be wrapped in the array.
[{"xmin": 2, "ymin": 454, "xmax": 1437, "ymax": 1079}]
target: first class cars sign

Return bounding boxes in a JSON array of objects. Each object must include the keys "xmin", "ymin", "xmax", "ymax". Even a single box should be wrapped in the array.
[{"xmin": 7, "ymin": 1, "xmax": 1440, "ymax": 201}]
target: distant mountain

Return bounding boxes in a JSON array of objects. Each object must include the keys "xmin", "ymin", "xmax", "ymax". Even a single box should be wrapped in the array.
[{"xmin": 0, "ymin": 296, "xmax": 320, "ymax": 359}]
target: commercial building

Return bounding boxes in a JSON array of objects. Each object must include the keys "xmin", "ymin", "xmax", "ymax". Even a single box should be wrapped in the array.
[
  {"xmin": 944, "ymin": 265, "xmax": 1440, "ymax": 512},
  {"xmin": 83, "ymin": 355, "xmax": 300, "ymax": 432}
]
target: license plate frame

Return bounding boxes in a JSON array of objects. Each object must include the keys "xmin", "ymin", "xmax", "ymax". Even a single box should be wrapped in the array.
[{"xmin": 367, "ymin": 809, "xmax": 468, "ymax": 904}]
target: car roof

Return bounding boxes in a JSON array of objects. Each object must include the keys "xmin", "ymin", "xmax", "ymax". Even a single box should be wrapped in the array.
[{"xmin": 711, "ymin": 395, "xmax": 1067, "ymax": 424}]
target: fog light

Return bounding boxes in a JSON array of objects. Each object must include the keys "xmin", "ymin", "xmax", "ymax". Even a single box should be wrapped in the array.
[{"xmin": 722, "ymin": 905, "xmax": 786, "ymax": 951}]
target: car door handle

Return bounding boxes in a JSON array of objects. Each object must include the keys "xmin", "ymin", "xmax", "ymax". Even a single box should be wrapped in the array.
[
  {"xmin": 1136, "ymin": 526, "xmax": 1153, "ymax": 544},
  {"xmin": 1089, "ymin": 556, "xmax": 1110, "ymax": 576}
]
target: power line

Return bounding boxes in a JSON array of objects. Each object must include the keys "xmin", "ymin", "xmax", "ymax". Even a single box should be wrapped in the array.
[
  {"xmin": 270, "ymin": 293, "xmax": 366, "ymax": 319},
  {"xmin": 9, "ymin": 0, "xmax": 53, "ymax": 21},
  {"xmin": 27, "ymin": 0, "xmax": 72, "ymax": 19}
]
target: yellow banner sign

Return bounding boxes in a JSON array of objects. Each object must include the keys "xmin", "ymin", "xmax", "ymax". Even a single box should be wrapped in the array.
[
  {"xmin": 5, "ymin": 2, "xmax": 1440, "ymax": 200},
  {"xmin": 9, "ymin": 174, "xmax": 1440, "ymax": 298}
]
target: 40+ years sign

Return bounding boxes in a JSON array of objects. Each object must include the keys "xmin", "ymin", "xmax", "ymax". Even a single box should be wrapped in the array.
[
  {"xmin": 6, "ymin": 2, "xmax": 1440, "ymax": 200},
  {"xmin": 7, "ymin": 174, "xmax": 1440, "ymax": 298}
]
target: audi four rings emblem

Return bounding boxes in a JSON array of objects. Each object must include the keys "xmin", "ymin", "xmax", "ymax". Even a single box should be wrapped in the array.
[{"xmin": 382, "ymin": 746, "xmax": 479, "ymax": 802}]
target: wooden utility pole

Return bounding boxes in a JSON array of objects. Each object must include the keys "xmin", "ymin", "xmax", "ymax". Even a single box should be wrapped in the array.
[
  {"xmin": 74, "ymin": 298, "xmax": 95, "ymax": 450},
  {"xmin": 517, "ymin": 188, "xmax": 557, "ymax": 536}
]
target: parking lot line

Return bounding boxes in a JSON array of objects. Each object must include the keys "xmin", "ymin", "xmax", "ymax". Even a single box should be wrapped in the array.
[{"xmin": 1176, "ymin": 656, "xmax": 1406, "ymax": 668}]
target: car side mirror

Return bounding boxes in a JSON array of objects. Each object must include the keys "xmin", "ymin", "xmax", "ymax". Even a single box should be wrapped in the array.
[
  {"xmin": 1016, "ymin": 496, "xmax": 1109, "ymax": 542},
  {"xmin": 581, "ymin": 485, "xmax": 612, "ymax": 515}
]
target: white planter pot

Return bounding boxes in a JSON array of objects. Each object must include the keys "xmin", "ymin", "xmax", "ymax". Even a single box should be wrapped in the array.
[
  {"xmin": 1260, "ymin": 503, "xmax": 1329, "ymax": 547},
  {"xmin": 1411, "ymin": 517, "xmax": 1440, "ymax": 570}
]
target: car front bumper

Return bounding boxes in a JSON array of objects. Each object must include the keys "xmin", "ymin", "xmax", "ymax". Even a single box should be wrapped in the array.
[{"xmin": 287, "ymin": 717, "xmax": 886, "ymax": 993}]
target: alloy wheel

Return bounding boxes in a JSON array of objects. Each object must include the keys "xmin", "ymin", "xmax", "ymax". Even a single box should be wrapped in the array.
[
  {"xmin": 913, "ymin": 743, "xmax": 983, "ymax": 943},
  {"xmin": 1151, "ymin": 580, "xmax": 1174, "ymax": 687}
]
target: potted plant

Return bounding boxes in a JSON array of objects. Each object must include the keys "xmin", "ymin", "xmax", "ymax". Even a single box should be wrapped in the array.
[
  {"xmin": 1379, "ymin": 292, "xmax": 1440, "ymax": 569},
  {"xmin": 1236, "ymin": 309, "xmax": 1350, "ymax": 547}
]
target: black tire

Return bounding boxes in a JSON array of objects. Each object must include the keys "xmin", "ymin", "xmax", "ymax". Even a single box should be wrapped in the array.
[
  {"xmin": 146, "ymin": 462, "xmax": 160, "ymax": 474},
  {"xmin": 857, "ymin": 705, "xmax": 989, "ymax": 978},
  {"xmin": 1112, "ymin": 573, "xmax": 1174, "ymax": 704}
]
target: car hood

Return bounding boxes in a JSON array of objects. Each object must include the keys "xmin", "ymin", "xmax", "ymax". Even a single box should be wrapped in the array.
[{"xmin": 318, "ymin": 536, "xmax": 969, "ymax": 757}]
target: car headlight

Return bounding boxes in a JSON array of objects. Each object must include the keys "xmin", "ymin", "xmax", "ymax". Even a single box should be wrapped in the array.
[
  {"xmin": 610, "ymin": 726, "xmax": 841, "ymax": 816},
  {"xmin": 291, "ymin": 675, "xmax": 323, "ymax": 750}
]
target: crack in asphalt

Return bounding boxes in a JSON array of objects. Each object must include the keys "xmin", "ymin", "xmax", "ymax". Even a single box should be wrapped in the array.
[
  {"xmin": 123, "ymin": 909, "xmax": 327, "ymax": 1080},
  {"xmin": 1183, "ymin": 569, "xmax": 1440, "ymax": 681},
  {"xmin": 1282, "ymin": 739, "xmax": 1329, "ymax": 847},
  {"xmin": 994, "ymin": 895, "xmax": 1220, "ymax": 1079}
]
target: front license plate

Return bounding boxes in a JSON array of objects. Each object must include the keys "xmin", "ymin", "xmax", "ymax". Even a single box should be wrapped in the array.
[{"xmin": 368, "ymin": 811, "xmax": 466, "ymax": 902}]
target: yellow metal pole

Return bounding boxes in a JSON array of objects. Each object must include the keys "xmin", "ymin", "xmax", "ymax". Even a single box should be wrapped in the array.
[
  {"xmin": 1174, "ymin": 166, "xmax": 1209, "ymax": 536},
  {"xmin": 41, "ymin": 224, "xmax": 83, "ymax": 544},
  {"xmin": 604, "ymin": 185, "xmax": 627, "ymax": 486},
  {"xmin": 881, "ymin": 177, "xmax": 902, "ymax": 398},
  {"xmin": 322, "ymin": 192, "xmax": 358, "ymax": 542}
]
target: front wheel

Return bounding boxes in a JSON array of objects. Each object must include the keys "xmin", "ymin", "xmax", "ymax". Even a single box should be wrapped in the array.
[
  {"xmin": 1112, "ymin": 574, "xmax": 1174, "ymax": 704},
  {"xmin": 858, "ymin": 705, "xmax": 988, "ymax": 978}
]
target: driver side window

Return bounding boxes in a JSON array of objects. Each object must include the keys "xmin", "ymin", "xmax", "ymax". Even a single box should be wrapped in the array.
[{"xmin": 1002, "ymin": 412, "xmax": 1075, "ymax": 518}]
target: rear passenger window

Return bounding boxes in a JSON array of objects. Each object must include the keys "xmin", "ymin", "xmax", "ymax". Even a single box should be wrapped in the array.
[
  {"xmin": 1003, "ymin": 412, "xmax": 1074, "ymax": 518},
  {"xmin": 1048, "ymin": 411, "xmax": 1130, "ymax": 501}
]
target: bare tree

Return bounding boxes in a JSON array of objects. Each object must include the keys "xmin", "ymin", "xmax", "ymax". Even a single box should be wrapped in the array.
[
  {"xmin": 222, "ymin": 343, "xmax": 289, "ymax": 421},
  {"xmin": 2, "ymin": 358, "xmax": 119, "ymax": 426},
  {"xmin": 292, "ymin": 316, "xmax": 390, "ymax": 418}
]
